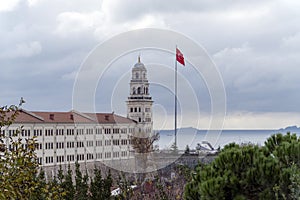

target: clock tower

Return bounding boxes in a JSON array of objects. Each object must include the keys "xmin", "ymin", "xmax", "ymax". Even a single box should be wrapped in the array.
[{"xmin": 127, "ymin": 56, "xmax": 153, "ymax": 135}]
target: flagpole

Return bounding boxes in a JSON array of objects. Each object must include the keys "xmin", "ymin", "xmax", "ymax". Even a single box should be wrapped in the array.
[{"xmin": 174, "ymin": 45, "xmax": 178, "ymax": 149}]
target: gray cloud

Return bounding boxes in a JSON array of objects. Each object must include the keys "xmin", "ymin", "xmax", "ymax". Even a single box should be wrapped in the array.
[{"xmin": 1, "ymin": 0, "xmax": 300, "ymax": 128}]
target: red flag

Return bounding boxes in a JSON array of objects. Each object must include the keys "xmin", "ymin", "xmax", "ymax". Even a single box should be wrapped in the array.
[{"xmin": 176, "ymin": 48, "xmax": 185, "ymax": 66}]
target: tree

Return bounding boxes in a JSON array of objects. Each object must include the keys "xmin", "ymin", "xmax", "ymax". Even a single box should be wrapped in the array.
[
  {"xmin": 90, "ymin": 167, "xmax": 103, "ymax": 200},
  {"xmin": 184, "ymin": 133, "xmax": 300, "ymax": 200},
  {"xmin": 102, "ymin": 169, "xmax": 113, "ymax": 199},
  {"xmin": 131, "ymin": 130, "xmax": 159, "ymax": 173},
  {"xmin": 74, "ymin": 161, "xmax": 89, "ymax": 200},
  {"xmin": 0, "ymin": 100, "xmax": 63, "ymax": 199},
  {"xmin": 63, "ymin": 164, "xmax": 75, "ymax": 200}
]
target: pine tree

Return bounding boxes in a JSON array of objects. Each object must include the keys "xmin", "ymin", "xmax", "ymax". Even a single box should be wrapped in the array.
[
  {"xmin": 63, "ymin": 164, "xmax": 75, "ymax": 200},
  {"xmin": 74, "ymin": 161, "xmax": 89, "ymax": 200},
  {"xmin": 103, "ymin": 169, "xmax": 113, "ymax": 199},
  {"xmin": 184, "ymin": 133, "xmax": 300, "ymax": 200}
]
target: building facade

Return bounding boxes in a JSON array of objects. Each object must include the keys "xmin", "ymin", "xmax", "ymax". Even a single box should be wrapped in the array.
[
  {"xmin": 2, "ymin": 110, "xmax": 136, "ymax": 167},
  {"xmin": 1, "ymin": 57, "xmax": 153, "ymax": 170}
]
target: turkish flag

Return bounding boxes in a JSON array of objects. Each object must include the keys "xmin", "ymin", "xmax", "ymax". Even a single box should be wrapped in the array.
[{"xmin": 176, "ymin": 48, "xmax": 185, "ymax": 66}]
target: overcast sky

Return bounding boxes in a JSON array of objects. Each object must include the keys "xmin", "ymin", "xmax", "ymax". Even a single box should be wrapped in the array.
[{"xmin": 1, "ymin": 0, "xmax": 300, "ymax": 129}]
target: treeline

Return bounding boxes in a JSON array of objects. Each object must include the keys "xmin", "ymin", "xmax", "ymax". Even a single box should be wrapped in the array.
[
  {"xmin": 184, "ymin": 132, "xmax": 300, "ymax": 199},
  {"xmin": 38, "ymin": 162, "xmax": 113, "ymax": 200}
]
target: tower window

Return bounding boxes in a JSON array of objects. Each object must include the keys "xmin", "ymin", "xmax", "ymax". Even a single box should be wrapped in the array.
[
  {"xmin": 138, "ymin": 107, "xmax": 141, "ymax": 112},
  {"xmin": 136, "ymin": 72, "xmax": 139, "ymax": 79},
  {"xmin": 139, "ymin": 118, "xmax": 141, "ymax": 122},
  {"xmin": 133, "ymin": 87, "xmax": 136, "ymax": 94},
  {"xmin": 137, "ymin": 87, "xmax": 141, "ymax": 94},
  {"xmin": 130, "ymin": 108, "xmax": 133, "ymax": 112},
  {"xmin": 134, "ymin": 107, "xmax": 137, "ymax": 112},
  {"xmin": 146, "ymin": 87, "xmax": 148, "ymax": 94}
]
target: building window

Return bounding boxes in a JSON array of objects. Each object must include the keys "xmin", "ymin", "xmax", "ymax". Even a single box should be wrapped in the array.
[
  {"xmin": 87, "ymin": 129, "xmax": 93, "ymax": 135},
  {"xmin": 87, "ymin": 153, "xmax": 94, "ymax": 160},
  {"xmin": 130, "ymin": 108, "xmax": 133, "ymax": 112},
  {"xmin": 105, "ymin": 140, "xmax": 111, "ymax": 146},
  {"xmin": 113, "ymin": 139, "xmax": 120, "ymax": 145},
  {"xmin": 96, "ymin": 153, "xmax": 102, "ymax": 159},
  {"xmin": 104, "ymin": 128, "xmax": 111, "ymax": 134},
  {"xmin": 113, "ymin": 128, "xmax": 119, "ymax": 134},
  {"xmin": 77, "ymin": 129, "xmax": 84, "ymax": 135},
  {"xmin": 105, "ymin": 152, "xmax": 111, "ymax": 158},
  {"xmin": 121, "ymin": 128, "xmax": 127, "ymax": 134},
  {"xmin": 87, "ymin": 141, "xmax": 93, "ymax": 147},
  {"xmin": 137, "ymin": 87, "xmax": 141, "ymax": 94},
  {"xmin": 96, "ymin": 140, "xmax": 102, "ymax": 146},
  {"xmin": 96, "ymin": 128, "xmax": 102, "ymax": 134},
  {"xmin": 129, "ymin": 128, "xmax": 135, "ymax": 133},
  {"xmin": 113, "ymin": 152, "xmax": 119, "ymax": 158},
  {"xmin": 139, "ymin": 118, "xmax": 141, "ymax": 122}
]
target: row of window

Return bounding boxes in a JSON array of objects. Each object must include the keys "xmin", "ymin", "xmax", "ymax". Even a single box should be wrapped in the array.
[
  {"xmin": 39, "ymin": 139, "xmax": 131, "ymax": 150},
  {"xmin": 7, "ymin": 129, "xmax": 31, "ymax": 137},
  {"xmin": 2, "ymin": 128, "xmax": 132, "ymax": 137},
  {"xmin": 130, "ymin": 107, "xmax": 151, "ymax": 113},
  {"xmin": 40, "ymin": 151, "xmax": 129, "ymax": 164},
  {"xmin": 132, "ymin": 86, "xmax": 149, "ymax": 95}
]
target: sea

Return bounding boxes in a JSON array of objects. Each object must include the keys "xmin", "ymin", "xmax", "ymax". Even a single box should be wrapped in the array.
[{"xmin": 155, "ymin": 127, "xmax": 300, "ymax": 150}]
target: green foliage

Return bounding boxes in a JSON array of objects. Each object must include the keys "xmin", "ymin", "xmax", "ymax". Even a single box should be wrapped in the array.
[
  {"xmin": 0, "ymin": 101, "xmax": 63, "ymax": 199},
  {"xmin": 63, "ymin": 164, "xmax": 75, "ymax": 200},
  {"xmin": 103, "ymin": 170, "xmax": 113, "ymax": 199},
  {"xmin": 90, "ymin": 167, "xmax": 112, "ymax": 200},
  {"xmin": 184, "ymin": 133, "xmax": 300, "ymax": 200},
  {"xmin": 90, "ymin": 168, "xmax": 103, "ymax": 200},
  {"xmin": 74, "ymin": 161, "xmax": 89, "ymax": 200}
]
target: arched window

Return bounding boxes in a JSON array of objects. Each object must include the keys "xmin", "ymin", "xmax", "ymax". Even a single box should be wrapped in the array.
[
  {"xmin": 135, "ymin": 72, "xmax": 139, "ymax": 79},
  {"xmin": 144, "ymin": 87, "xmax": 146, "ymax": 94},
  {"xmin": 146, "ymin": 87, "xmax": 148, "ymax": 94},
  {"xmin": 137, "ymin": 87, "xmax": 141, "ymax": 94},
  {"xmin": 143, "ymin": 73, "xmax": 146, "ymax": 79},
  {"xmin": 133, "ymin": 87, "xmax": 136, "ymax": 94}
]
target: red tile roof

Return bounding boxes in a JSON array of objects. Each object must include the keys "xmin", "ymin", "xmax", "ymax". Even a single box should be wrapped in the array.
[
  {"xmin": 85, "ymin": 113, "xmax": 137, "ymax": 124},
  {"xmin": 12, "ymin": 110, "xmax": 136, "ymax": 124}
]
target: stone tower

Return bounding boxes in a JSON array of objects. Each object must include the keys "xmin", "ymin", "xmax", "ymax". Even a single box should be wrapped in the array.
[{"xmin": 127, "ymin": 56, "xmax": 153, "ymax": 135}]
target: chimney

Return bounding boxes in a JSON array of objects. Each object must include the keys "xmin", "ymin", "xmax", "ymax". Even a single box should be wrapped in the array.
[
  {"xmin": 70, "ymin": 114, "xmax": 74, "ymax": 120},
  {"xmin": 105, "ymin": 115, "xmax": 109, "ymax": 121},
  {"xmin": 49, "ymin": 114, "xmax": 54, "ymax": 120}
]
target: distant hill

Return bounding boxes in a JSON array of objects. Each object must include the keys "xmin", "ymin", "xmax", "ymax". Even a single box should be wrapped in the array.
[
  {"xmin": 277, "ymin": 125, "xmax": 300, "ymax": 133},
  {"xmin": 156, "ymin": 127, "xmax": 199, "ymax": 135}
]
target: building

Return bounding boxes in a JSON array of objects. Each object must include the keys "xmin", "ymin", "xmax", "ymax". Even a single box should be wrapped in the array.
[
  {"xmin": 1, "ymin": 57, "xmax": 153, "ymax": 171},
  {"xmin": 127, "ymin": 56, "xmax": 153, "ymax": 136}
]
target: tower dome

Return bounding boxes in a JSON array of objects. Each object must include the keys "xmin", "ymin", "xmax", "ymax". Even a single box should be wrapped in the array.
[{"xmin": 133, "ymin": 56, "xmax": 146, "ymax": 70}]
